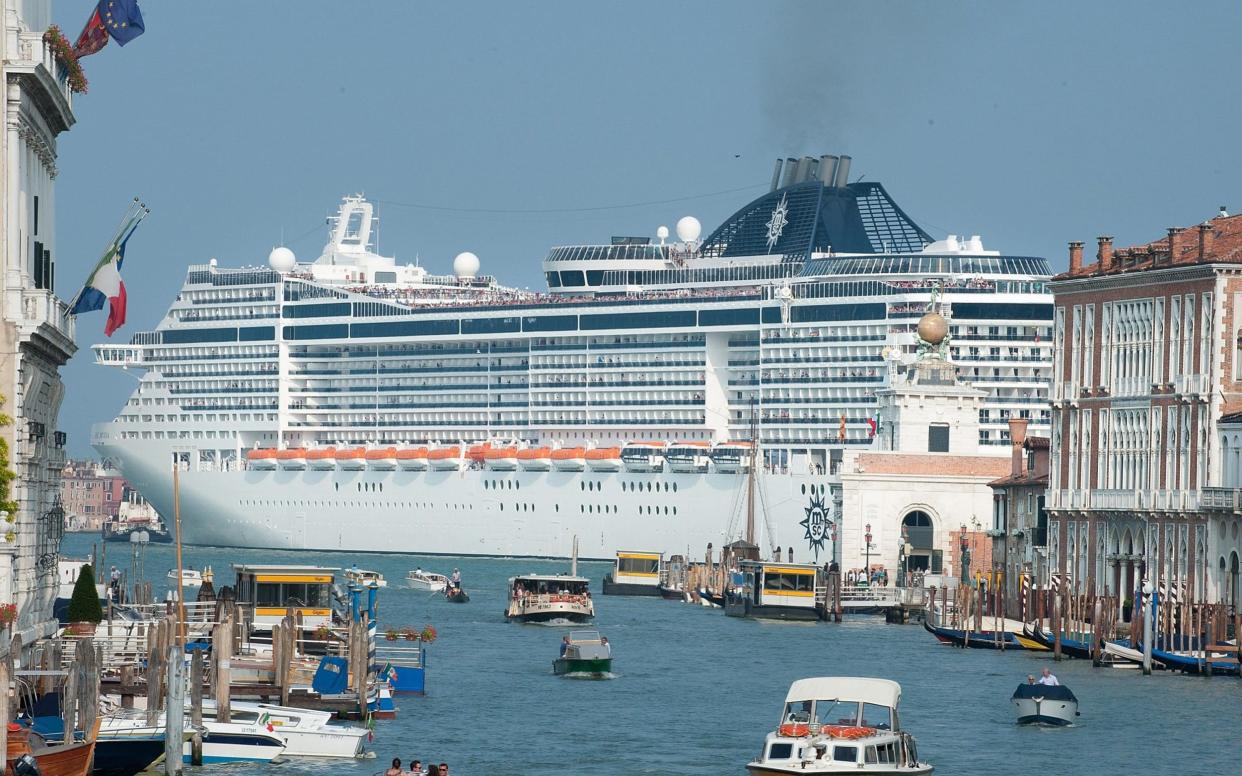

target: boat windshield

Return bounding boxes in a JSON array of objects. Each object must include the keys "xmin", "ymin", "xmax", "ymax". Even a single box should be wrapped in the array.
[
  {"xmin": 860, "ymin": 702, "xmax": 893, "ymax": 730},
  {"xmin": 783, "ymin": 700, "xmax": 813, "ymax": 723},
  {"xmin": 814, "ymin": 700, "xmax": 859, "ymax": 726}
]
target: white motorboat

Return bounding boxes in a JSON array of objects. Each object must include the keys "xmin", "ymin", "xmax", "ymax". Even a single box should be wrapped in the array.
[
  {"xmin": 344, "ymin": 567, "xmax": 387, "ymax": 588},
  {"xmin": 101, "ymin": 712, "xmax": 286, "ymax": 764},
  {"xmin": 746, "ymin": 677, "xmax": 933, "ymax": 775},
  {"xmin": 203, "ymin": 701, "xmax": 368, "ymax": 758},
  {"xmin": 1011, "ymin": 683, "xmax": 1079, "ymax": 726},
  {"xmin": 168, "ymin": 568, "xmax": 204, "ymax": 589},
  {"xmin": 407, "ymin": 569, "xmax": 449, "ymax": 592},
  {"xmin": 505, "ymin": 574, "xmax": 594, "ymax": 623}
]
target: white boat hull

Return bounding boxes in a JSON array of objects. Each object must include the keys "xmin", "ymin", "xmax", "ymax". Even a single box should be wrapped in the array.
[
  {"xmin": 95, "ymin": 436, "xmax": 836, "ymax": 561},
  {"xmin": 1013, "ymin": 695, "xmax": 1077, "ymax": 726},
  {"xmin": 407, "ymin": 576, "xmax": 448, "ymax": 592}
]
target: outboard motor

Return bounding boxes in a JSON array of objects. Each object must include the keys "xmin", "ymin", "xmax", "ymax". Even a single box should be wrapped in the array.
[{"xmin": 14, "ymin": 753, "xmax": 41, "ymax": 776}]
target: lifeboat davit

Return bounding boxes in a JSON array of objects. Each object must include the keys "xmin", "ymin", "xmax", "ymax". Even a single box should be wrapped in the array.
[
  {"xmin": 276, "ymin": 448, "xmax": 308, "ymax": 470},
  {"xmin": 484, "ymin": 446, "xmax": 519, "ymax": 471},
  {"xmin": 551, "ymin": 447, "xmax": 586, "ymax": 472},
  {"xmin": 396, "ymin": 447, "xmax": 429, "ymax": 471},
  {"xmin": 621, "ymin": 442, "xmax": 666, "ymax": 473},
  {"xmin": 366, "ymin": 447, "xmax": 398, "ymax": 471},
  {"xmin": 336, "ymin": 447, "xmax": 367, "ymax": 471},
  {"xmin": 429, "ymin": 445, "xmax": 464, "ymax": 471},
  {"xmin": 247, "ymin": 449, "xmax": 278, "ymax": 471},
  {"xmin": 516, "ymin": 447, "xmax": 552, "ymax": 472},
  {"xmin": 307, "ymin": 448, "xmax": 337, "ymax": 470},
  {"xmin": 710, "ymin": 441, "xmax": 752, "ymax": 473},
  {"xmin": 585, "ymin": 447, "xmax": 623, "ymax": 472},
  {"xmin": 666, "ymin": 441, "xmax": 711, "ymax": 474}
]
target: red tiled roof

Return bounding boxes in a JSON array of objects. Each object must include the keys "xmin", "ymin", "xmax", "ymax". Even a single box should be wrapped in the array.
[{"xmin": 1056, "ymin": 211, "xmax": 1242, "ymax": 280}]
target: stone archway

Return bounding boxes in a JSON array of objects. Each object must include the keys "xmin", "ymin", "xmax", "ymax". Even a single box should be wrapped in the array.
[
  {"xmin": 901, "ymin": 510, "xmax": 936, "ymax": 573},
  {"xmin": 1230, "ymin": 551, "xmax": 1240, "ymax": 609}
]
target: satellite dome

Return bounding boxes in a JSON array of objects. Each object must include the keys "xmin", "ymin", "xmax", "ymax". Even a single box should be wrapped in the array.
[
  {"xmin": 917, "ymin": 312, "xmax": 948, "ymax": 346},
  {"xmin": 453, "ymin": 251, "xmax": 480, "ymax": 278},
  {"xmin": 268, "ymin": 246, "xmax": 296, "ymax": 273},
  {"xmin": 656, "ymin": 225, "xmax": 669, "ymax": 243},
  {"xmin": 676, "ymin": 216, "xmax": 701, "ymax": 243}
]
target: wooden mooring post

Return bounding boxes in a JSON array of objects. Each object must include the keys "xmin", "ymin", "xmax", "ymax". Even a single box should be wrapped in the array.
[
  {"xmin": 164, "ymin": 642, "xmax": 186, "ymax": 776},
  {"xmin": 190, "ymin": 649, "xmax": 204, "ymax": 765}
]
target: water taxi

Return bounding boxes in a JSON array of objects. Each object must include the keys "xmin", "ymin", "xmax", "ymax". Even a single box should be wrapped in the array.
[
  {"xmin": 343, "ymin": 567, "xmax": 386, "ymax": 588},
  {"xmin": 747, "ymin": 677, "xmax": 933, "ymax": 775},
  {"xmin": 725, "ymin": 560, "xmax": 826, "ymax": 621},
  {"xmin": 1011, "ymin": 682, "xmax": 1079, "ymax": 726},
  {"xmin": 553, "ymin": 630, "xmax": 612, "ymax": 677},
  {"xmin": 601, "ymin": 551, "xmax": 662, "ymax": 596},
  {"xmin": 167, "ymin": 568, "xmax": 204, "ymax": 589},
  {"xmin": 505, "ymin": 574, "xmax": 594, "ymax": 623},
  {"xmin": 407, "ymin": 569, "xmax": 449, "ymax": 592},
  {"xmin": 233, "ymin": 564, "xmax": 336, "ymax": 631}
]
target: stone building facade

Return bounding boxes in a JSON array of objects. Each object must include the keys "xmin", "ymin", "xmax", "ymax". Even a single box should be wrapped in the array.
[
  {"xmin": 988, "ymin": 418, "xmax": 1049, "ymax": 612},
  {"xmin": 1048, "ymin": 210, "xmax": 1242, "ymax": 609},
  {"xmin": 60, "ymin": 459, "xmax": 126, "ymax": 531},
  {"xmin": 1, "ymin": 0, "xmax": 78, "ymax": 645}
]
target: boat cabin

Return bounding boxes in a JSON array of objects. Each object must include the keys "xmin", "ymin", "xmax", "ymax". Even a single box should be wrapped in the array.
[
  {"xmin": 561, "ymin": 630, "xmax": 611, "ymax": 661},
  {"xmin": 726, "ymin": 560, "xmax": 824, "ymax": 620},
  {"xmin": 615, "ymin": 551, "xmax": 660, "ymax": 586},
  {"xmin": 234, "ymin": 564, "xmax": 337, "ymax": 630},
  {"xmin": 779, "ymin": 678, "xmax": 900, "ymax": 731},
  {"xmin": 510, "ymin": 574, "xmax": 591, "ymax": 598}
]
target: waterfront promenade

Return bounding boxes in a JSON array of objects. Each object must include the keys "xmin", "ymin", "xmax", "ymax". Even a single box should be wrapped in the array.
[{"xmin": 65, "ymin": 533, "xmax": 1235, "ymax": 776}]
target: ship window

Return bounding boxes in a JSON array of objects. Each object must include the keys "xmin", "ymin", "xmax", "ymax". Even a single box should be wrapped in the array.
[
  {"xmin": 766, "ymin": 744, "xmax": 793, "ymax": 760},
  {"xmin": 865, "ymin": 747, "xmax": 878, "ymax": 764},
  {"xmin": 833, "ymin": 747, "xmax": 857, "ymax": 763},
  {"xmin": 861, "ymin": 703, "xmax": 892, "ymax": 730},
  {"xmin": 561, "ymin": 270, "xmax": 585, "ymax": 287}
]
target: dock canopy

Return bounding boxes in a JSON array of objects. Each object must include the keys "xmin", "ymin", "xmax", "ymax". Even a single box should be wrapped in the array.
[{"xmin": 785, "ymin": 677, "xmax": 902, "ymax": 709}]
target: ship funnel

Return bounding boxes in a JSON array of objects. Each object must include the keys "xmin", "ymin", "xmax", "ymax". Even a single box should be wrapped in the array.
[
  {"xmin": 833, "ymin": 155, "xmax": 852, "ymax": 188},
  {"xmin": 794, "ymin": 156, "xmax": 815, "ymax": 184},
  {"xmin": 819, "ymin": 155, "xmax": 839, "ymax": 185},
  {"xmin": 770, "ymin": 159, "xmax": 784, "ymax": 192},
  {"xmin": 781, "ymin": 157, "xmax": 799, "ymax": 188}
]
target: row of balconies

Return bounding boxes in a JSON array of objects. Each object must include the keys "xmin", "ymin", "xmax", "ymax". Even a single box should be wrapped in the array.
[
  {"xmin": 1049, "ymin": 488, "xmax": 1201, "ymax": 512},
  {"xmin": 1050, "ymin": 374, "xmax": 1209, "ymax": 404}
]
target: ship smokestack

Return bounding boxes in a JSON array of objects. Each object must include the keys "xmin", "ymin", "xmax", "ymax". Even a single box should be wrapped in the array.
[
  {"xmin": 819, "ymin": 154, "xmax": 838, "ymax": 185},
  {"xmin": 833, "ymin": 155, "xmax": 852, "ymax": 188},
  {"xmin": 794, "ymin": 156, "xmax": 815, "ymax": 184},
  {"xmin": 770, "ymin": 159, "xmax": 784, "ymax": 192},
  {"xmin": 781, "ymin": 157, "xmax": 799, "ymax": 188}
]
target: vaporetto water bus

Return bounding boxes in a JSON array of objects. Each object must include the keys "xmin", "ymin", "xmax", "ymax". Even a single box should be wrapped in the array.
[{"xmin": 91, "ymin": 155, "xmax": 1054, "ymax": 560}]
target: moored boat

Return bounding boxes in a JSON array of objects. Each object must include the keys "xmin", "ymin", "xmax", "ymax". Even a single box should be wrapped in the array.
[
  {"xmin": 344, "ymin": 567, "xmax": 387, "ymax": 588},
  {"xmin": 725, "ymin": 560, "xmax": 826, "ymax": 621},
  {"xmin": 7, "ymin": 723, "xmax": 98, "ymax": 776},
  {"xmin": 746, "ymin": 677, "xmax": 933, "ymax": 774},
  {"xmin": 407, "ymin": 569, "xmax": 449, "ymax": 592},
  {"xmin": 506, "ymin": 574, "xmax": 594, "ymax": 623},
  {"xmin": 167, "ymin": 568, "xmax": 204, "ymax": 589},
  {"xmin": 601, "ymin": 551, "xmax": 662, "ymax": 596},
  {"xmin": 553, "ymin": 630, "xmax": 612, "ymax": 677},
  {"xmin": 445, "ymin": 585, "xmax": 470, "ymax": 603},
  {"xmin": 1011, "ymin": 682, "xmax": 1079, "ymax": 726}
]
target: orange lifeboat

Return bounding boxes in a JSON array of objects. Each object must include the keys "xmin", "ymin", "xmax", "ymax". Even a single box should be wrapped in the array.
[
  {"xmin": 366, "ymin": 446, "xmax": 398, "ymax": 471},
  {"xmin": 585, "ymin": 447, "xmax": 623, "ymax": 472},
  {"xmin": 517, "ymin": 446, "xmax": 553, "ymax": 472},
  {"xmin": 466, "ymin": 443, "xmax": 492, "ymax": 463},
  {"xmin": 276, "ymin": 448, "xmax": 308, "ymax": 470},
  {"xmin": 336, "ymin": 447, "xmax": 367, "ymax": 471},
  {"xmin": 484, "ymin": 446, "xmax": 520, "ymax": 471},
  {"xmin": 307, "ymin": 447, "xmax": 337, "ymax": 471},
  {"xmin": 396, "ymin": 447, "xmax": 429, "ymax": 471},
  {"xmin": 428, "ymin": 445, "xmax": 463, "ymax": 471},
  {"xmin": 550, "ymin": 447, "xmax": 587, "ymax": 472},
  {"xmin": 246, "ymin": 448, "xmax": 278, "ymax": 471}
]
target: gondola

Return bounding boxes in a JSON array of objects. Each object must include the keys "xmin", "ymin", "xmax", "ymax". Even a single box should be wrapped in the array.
[
  {"xmin": 1021, "ymin": 622, "xmax": 1097, "ymax": 660},
  {"xmin": 923, "ymin": 620, "xmax": 1027, "ymax": 650}
]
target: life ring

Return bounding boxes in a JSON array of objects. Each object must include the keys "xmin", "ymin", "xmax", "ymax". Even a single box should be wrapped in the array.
[
  {"xmin": 823, "ymin": 725, "xmax": 876, "ymax": 740},
  {"xmin": 777, "ymin": 723, "xmax": 810, "ymax": 737}
]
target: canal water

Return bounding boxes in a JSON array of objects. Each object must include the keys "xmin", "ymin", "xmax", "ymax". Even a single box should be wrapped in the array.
[{"xmin": 65, "ymin": 534, "xmax": 1235, "ymax": 775}]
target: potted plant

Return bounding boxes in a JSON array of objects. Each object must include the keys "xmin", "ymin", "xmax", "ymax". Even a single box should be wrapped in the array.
[
  {"xmin": 384, "ymin": 627, "xmax": 398, "ymax": 641},
  {"xmin": 0, "ymin": 603, "xmax": 16, "ymax": 630},
  {"xmin": 67, "ymin": 564, "xmax": 103, "ymax": 635},
  {"xmin": 420, "ymin": 624, "xmax": 437, "ymax": 643},
  {"xmin": 402, "ymin": 626, "xmax": 419, "ymax": 641},
  {"xmin": 313, "ymin": 624, "xmax": 331, "ymax": 642}
]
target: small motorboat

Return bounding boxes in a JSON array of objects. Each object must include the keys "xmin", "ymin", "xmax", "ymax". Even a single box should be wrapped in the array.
[
  {"xmin": 445, "ymin": 584, "xmax": 470, "ymax": 603},
  {"xmin": 167, "ymin": 568, "xmax": 204, "ymax": 589},
  {"xmin": 344, "ymin": 567, "xmax": 387, "ymax": 588},
  {"xmin": 746, "ymin": 677, "xmax": 933, "ymax": 774},
  {"xmin": 553, "ymin": 630, "xmax": 612, "ymax": 678},
  {"xmin": 406, "ymin": 569, "xmax": 449, "ymax": 592},
  {"xmin": 1011, "ymin": 682, "xmax": 1079, "ymax": 726}
]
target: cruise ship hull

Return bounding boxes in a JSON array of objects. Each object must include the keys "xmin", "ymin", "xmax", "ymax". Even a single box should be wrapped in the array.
[{"xmin": 96, "ymin": 437, "xmax": 833, "ymax": 562}]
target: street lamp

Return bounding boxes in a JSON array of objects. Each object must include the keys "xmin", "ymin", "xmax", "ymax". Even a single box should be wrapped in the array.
[
  {"xmin": 863, "ymin": 523, "xmax": 875, "ymax": 583},
  {"xmin": 898, "ymin": 526, "xmax": 911, "ymax": 587},
  {"xmin": 960, "ymin": 532, "xmax": 972, "ymax": 586}
]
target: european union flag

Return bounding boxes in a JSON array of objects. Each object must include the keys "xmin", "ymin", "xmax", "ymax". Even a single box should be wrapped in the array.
[{"xmin": 99, "ymin": 0, "xmax": 144, "ymax": 46}]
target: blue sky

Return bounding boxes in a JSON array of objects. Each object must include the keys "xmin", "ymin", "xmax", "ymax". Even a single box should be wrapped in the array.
[{"xmin": 53, "ymin": 0, "xmax": 1242, "ymax": 456}]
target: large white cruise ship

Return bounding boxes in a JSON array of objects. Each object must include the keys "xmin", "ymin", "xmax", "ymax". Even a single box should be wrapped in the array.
[{"xmin": 91, "ymin": 155, "xmax": 1054, "ymax": 561}]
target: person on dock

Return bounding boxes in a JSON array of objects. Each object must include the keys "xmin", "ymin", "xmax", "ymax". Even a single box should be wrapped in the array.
[
  {"xmin": 385, "ymin": 757, "xmax": 404, "ymax": 776},
  {"xmin": 1037, "ymin": 667, "xmax": 1060, "ymax": 686}
]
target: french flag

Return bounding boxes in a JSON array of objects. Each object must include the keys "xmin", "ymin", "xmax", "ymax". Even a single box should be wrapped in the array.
[{"xmin": 71, "ymin": 206, "xmax": 146, "ymax": 336}]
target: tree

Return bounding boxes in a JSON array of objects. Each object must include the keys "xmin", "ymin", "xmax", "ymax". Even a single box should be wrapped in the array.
[{"xmin": 67, "ymin": 564, "xmax": 103, "ymax": 624}]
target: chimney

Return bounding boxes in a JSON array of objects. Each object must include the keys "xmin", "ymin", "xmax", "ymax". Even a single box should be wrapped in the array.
[
  {"xmin": 1199, "ymin": 222, "xmax": 1214, "ymax": 261},
  {"xmin": 794, "ymin": 156, "xmax": 815, "ymax": 184},
  {"xmin": 1068, "ymin": 241, "xmax": 1084, "ymax": 273},
  {"xmin": 769, "ymin": 159, "xmax": 784, "ymax": 192},
  {"xmin": 781, "ymin": 157, "xmax": 799, "ymax": 189},
  {"xmin": 1167, "ymin": 227, "xmax": 1185, "ymax": 265},
  {"xmin": 819, "ymin": 154, "xmax": 839, "ymax": 185},
  {"xmin": 1097, "ymin": 236, "xmax": 1114, "ymax": 272},
  {"xmin": 833, "ymin": 155, "xmax": 852, "ymax": 188},
  {"xmin": 1008, "ymin": 418, "xmax": 1029, "ymax": 477}
]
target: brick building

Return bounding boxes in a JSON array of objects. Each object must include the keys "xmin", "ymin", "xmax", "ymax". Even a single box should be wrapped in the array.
[
  {"xmin": 1048, "ymin": 208, "xmax": 1242, "ymax": 609},
  {"xmin": 60, "ymin": 459, "xmax": 126, "ymax": 531},
  {"xmin": 988, "ymin": 418, "xmax": 1049, "ymax": 613}
]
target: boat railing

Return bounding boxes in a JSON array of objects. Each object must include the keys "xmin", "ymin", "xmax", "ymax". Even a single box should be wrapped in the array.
[
  {"xmin": 517, "ymin": 592, "xmax": 590, "ymax": 608},
  {"xmin": 373, "ymin": 641, "xmax": 426, "ymax": 669}
]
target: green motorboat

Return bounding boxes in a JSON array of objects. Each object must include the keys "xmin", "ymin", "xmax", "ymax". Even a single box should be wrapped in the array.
[{"xmin": 553, "ymin": 630, "xmax": 612, "ymax": 678}]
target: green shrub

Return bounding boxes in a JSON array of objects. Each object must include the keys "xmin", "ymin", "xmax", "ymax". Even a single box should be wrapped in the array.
[{"xmin": 68, "ymin": 564, "xmax": 103, "ymax": 623}]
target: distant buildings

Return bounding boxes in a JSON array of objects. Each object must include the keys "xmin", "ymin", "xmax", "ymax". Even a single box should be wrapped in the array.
[
  {"xmin": 60, "ymin": 459, "xmax": 126, "ymax": 531},
  {"xmin": 1049, "ymin": 211, "xmax": 1242, "ymax": 609},
  {"xmin": 988, "ymin": 419, "xmax": 1050, "ymax": 613},
  {"xmin": 1, "ymin": 0, "xmax": 79, "ymax": 645}
]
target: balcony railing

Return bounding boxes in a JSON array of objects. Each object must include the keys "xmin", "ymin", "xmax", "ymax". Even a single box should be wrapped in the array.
[{"xmin": 1049, "ymin": 488, "xmax": 1201, "ymax": 512}]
